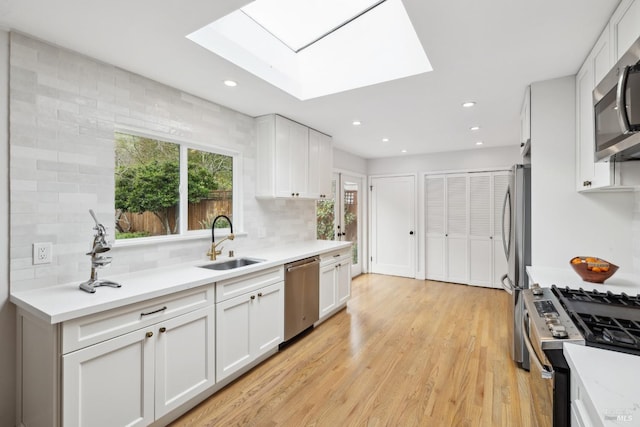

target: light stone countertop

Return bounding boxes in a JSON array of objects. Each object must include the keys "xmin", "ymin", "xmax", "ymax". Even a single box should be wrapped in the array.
[
  {"xmin": 564, "ymin": 343, "xmax": 640, "ymax": 427},
  {"xmin": 526, "ymin": 265, "xmax": 640, "ymax": 295},
  {"xmin": 10, "ymin": 240, "xmax": 351, "ymax": 324}
]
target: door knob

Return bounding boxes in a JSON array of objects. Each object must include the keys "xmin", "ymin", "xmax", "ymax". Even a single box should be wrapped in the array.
[{"xmin": 409, "ymin": 231, "xmax": 414, "ymax": 235}]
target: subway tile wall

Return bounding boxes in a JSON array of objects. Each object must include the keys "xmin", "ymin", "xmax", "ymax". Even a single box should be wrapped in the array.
[{"xmin": 9, "ymin": 33, "xmax": 316, "ymax": 292}]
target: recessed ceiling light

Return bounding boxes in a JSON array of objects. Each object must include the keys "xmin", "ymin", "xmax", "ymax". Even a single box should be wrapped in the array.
[
  {"xmin": 401, "ymin": 149, "xmax": 407, "ymax": 153},
  {"xmin": 223, "ymin": 80, "xmax": 238, "ymax": 87},
  {"xmin": 462, "ymin": 101, "xmax": 476, "ymax": 108},
  {"xmin": 352, "ymin": 120, "xmax": 362, "ymax": 126},
  {"xmin": 470, "ymin": 126, "xmax": 480, "ymax": 131},
  {"xmin": 382, "ymin": 138, "xmax": 389, "ymax": 142},
  {"xmin": 476, "ymin": 141, "xmax": 483, "ymax": 146}
]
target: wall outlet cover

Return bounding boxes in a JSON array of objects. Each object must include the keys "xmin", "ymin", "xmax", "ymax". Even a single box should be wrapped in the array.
[{"xmin": 33, "ymin": 242, "xmax": 52, "ymax": 265}]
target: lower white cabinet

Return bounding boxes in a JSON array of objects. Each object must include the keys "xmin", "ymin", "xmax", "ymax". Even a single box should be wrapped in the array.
[
  {"xmin": 62, "ymin": 306, "xmax": 215, "ymax": 426},
  {"xmin": 319, "ymin": 249, "xmax": 351, "ymax": 321},
  {"xmin": 216, "ymin": 280, "xmax": 284, "ymax": 381}
]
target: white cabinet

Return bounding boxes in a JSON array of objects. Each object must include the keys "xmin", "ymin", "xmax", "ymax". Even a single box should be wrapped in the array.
[
  {"xmin": 610, "ymin": 0, "xmax": 640, "ymax": 62},
  {"xmin": 575, "ymin": 25, "xmax": 619, "ymax": 192},
  {"xmin": 256, "ymin": 114, "xmax": 333, "ymax": 199},
  {"xmin": 318, "ymin": 248, "xmax": 351, "ymax": 321},
  {"xmin": 215, "ymin": 267, "xmax": 284, "ymax": 381},
  {"xmin": 17, "ymin": 284, "xmax": 216, "ymax": 427},
  {"xmin": 520, "ymin": 86, "xmax": 531, "ymax": 155},
  {"xmin": 63, "ymin": 306, "xmax": 214, "ymax": 426},
  {"xmin": 425, "ymin": 171, "xmax": 509, "ymax": 288}
]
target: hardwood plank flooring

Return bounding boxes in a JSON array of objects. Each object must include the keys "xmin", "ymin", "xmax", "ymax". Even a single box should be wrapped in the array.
[{"xmin": 171, "ymin": 274, "xmax": 535, "ymax": 427}]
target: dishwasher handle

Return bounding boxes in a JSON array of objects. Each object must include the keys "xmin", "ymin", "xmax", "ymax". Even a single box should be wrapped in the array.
[{"xmin": 286, "ymin": 258, "xmax": 320, "ymax": 273}]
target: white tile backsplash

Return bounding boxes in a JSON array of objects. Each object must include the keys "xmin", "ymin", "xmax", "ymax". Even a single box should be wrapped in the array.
[{"xmin": 9, "ymin": 33, "xmax": 316, "ymax": 292}]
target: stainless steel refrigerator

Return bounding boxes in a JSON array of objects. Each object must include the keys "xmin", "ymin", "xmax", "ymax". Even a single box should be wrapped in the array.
[{"xmin": 500, "ymin": 164, "xmax": 531, "ymax": 371}]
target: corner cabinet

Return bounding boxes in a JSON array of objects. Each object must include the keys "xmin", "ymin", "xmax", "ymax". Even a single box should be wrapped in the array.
[
  {"xmin": 17, "ymin": 284, "xmax": 216, "ymax": 427},
  {"xmin": 256, "ymin": 114, "xmax": 333, "ymax": 199},
  {"xmin": 318, "ymin": 248, "xmax": 351, "ymax": 322},
  {"xmin": 215, "ymin": 266, "xmax": 284, "ymax": 382}
]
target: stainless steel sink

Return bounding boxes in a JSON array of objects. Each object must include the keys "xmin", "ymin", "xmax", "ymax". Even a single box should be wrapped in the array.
[{"xmin": 199, "ymin": 257, "xmax": 265, "ymax": 271}]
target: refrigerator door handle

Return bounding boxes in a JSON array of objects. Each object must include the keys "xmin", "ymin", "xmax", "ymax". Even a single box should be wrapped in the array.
[
  {"xmin": 501, "ymin": 185, "xmax": 512, "ymax": 260},
  {"xmin": 500, "ymin": 273, "xmax": 514, "ymax": 295}
]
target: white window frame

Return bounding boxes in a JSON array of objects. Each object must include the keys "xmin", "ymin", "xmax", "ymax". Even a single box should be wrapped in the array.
[{"xmin": 113, "ymin": 127, "xmax": 243, "ymax": 247}]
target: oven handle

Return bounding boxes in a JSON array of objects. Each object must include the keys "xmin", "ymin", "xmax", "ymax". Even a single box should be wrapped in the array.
[
  {"xmin": 522, "ymin": 310, "xmax": 554, "ymax": 380},
  {"xmin": 617, "ymin": 65, "xmax": 632, "ymax": 134}
]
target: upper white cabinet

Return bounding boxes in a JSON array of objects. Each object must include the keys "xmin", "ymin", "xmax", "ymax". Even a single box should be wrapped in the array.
[
  {"xmin": 425, "ymin": 171, "xmax": 509, "ymax": 288},
  {"xmin": 610, "ymin": 0, "xmax": 640, "ymax": 62},
  {"xmin": 575, "ymin": 25, "xmax": 618, "ymax": 192},
  {"xmin": 520, "ymin": 86, "xmax": 531, "ymax": 155},
  {"xmin": 256, "ymin": 114, "xmax": 333, "ymax": 199}
]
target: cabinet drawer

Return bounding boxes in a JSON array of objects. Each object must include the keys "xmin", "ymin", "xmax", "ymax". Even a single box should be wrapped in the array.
[
  {"xmin": 320, "ymin": 249, "xmax": 350, "ymax": 267},
  {"xmin": 62, "ymin": 284, "xmax": 214, "ymax": 354},
  {"xmin": 216, "ymin": 266, "xmax": 284, "ymax": 302}
]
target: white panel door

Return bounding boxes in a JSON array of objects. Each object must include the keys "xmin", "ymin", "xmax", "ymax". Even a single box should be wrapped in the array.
[
  {"xmin": 252, "ymin": 282, "xmax": 284, "ymax": 358},
  {"xmin": 492, "ymin": 173, "xmax": 510, "ymax": 288},
  {"xmin": 216, "ymin": 293, "xmax": 252, "ymax": 381},
  {"xmin": 63, "ymin": 328, "xmax": 154, "ymax": 427},
  {"xmin": 425, "ymin": 175, "xmax": 446, "ymax": 281},
  {"xmin": 468, "ymin": 174, "xmax": 492, "ymax": 287},
  {"xmin": 370, "ymin": 175, "xmax": 416, "ymax": 277},
  {"xmin": 319, "ymin": 263, "xmax": 337, "ymax": 319},
  {"xmin": 446, "ymin": 175, "xmax": 468, "ymax": 284},
  {"xmin": 155, "ymin": 307, "xmax": 215, "ymax": 418}
]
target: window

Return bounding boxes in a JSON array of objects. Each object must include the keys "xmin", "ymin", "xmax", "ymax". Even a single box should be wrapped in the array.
[{"xmin": 115, "ymin": 132, "xmax": 235, "ymax": 240}]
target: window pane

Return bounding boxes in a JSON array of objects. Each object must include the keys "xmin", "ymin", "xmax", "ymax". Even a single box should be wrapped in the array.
[
  {"xmin": 316, "ymin": 178, "xmax": 336, "ymax": 240},
  {"xmin": 114, "ymin": 133, "xmax": 180, "ymax": 239},
  {"xmin": 187, "ymin": 149, "xmax": 233, "ymax": 231}
]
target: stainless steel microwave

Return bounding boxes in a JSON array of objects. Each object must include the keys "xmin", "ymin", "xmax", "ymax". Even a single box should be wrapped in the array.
[{"xmin": 594, "ymin": 36, "xmax": 640, "ymax": 161}]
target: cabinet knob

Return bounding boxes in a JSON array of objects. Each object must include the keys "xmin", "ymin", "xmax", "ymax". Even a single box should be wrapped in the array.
[
  {"xmin": 583, "ymin": 180, "xmax": 592, "ymax": 187},
  {"xmin": 146, "ymin": 331, "xmax": 153, "ymax": 338},
  {"xmin": 295, "ymin": 192, "xmax": 300, "ymax": 196},
  {"xmin": 291, "ymin": 193, "xmax": 295, "ymax": 197},
  {"xmin": 258, "ymin": 292, "xmax": 263, "ymax": 297},
  {"xmin": 250, "ymin": 295, "xmax": 256, "ymax": 300},
  {"xmin": 159, "ymin": 327, "xmax": 166, "ymax": 333},
  {"xmin": 409, "ymin": 231, "xmax": 414, "ymax": 235}
]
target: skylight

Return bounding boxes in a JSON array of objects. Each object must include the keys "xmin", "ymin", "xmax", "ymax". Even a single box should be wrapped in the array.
[{"xmin": 187, "ymin": 0, "xmax": 432, "ymax": 100}]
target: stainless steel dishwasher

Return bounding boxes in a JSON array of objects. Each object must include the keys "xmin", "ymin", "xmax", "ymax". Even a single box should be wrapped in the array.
[{"xmin": 283, "ymin": 256, "xmax": 320, "ymax": 342}]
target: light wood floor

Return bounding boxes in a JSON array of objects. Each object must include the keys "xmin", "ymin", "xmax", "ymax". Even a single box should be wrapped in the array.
[{"xmin": 171, "ymin": 274, "xmax": 535, "ymax": 427}]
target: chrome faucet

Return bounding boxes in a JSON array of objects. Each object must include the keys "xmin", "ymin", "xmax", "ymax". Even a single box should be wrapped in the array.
[{"xmin": 207, "ymin": 215, "xmax": 234, "ymax": 261}]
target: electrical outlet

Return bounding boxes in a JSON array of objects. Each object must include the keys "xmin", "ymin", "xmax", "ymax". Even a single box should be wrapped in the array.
[{"xmin": 33, "ymin": 242, "xmax": 52, "ymax": 265}]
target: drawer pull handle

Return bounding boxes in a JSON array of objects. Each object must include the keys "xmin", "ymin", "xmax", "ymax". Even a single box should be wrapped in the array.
[
  {"xmin": 159, "ymin": 327, "xmax": 167, "ymax": 333},
  {"xmin": 146, "ymin": 331, "xmax": 153, "ymax": 338},
  {"xmin": 141, "ymin": 306, "xmax": 167, "ymax": 317}
]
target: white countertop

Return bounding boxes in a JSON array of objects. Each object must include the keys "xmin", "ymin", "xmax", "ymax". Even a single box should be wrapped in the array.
[
  {"xmin": 526, "ymin": 265, "xmax": 640, "ymax": 295},
  {"xmin": 564, "ymin": 343, "xmax": 640, "ymax": 426},
  {"xmin": 10, "ymin": 240, "xmax": 351, "ymax": 324}
]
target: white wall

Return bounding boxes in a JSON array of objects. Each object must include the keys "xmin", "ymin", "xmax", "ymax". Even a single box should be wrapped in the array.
[
  {"xmin": 367, "ymin": 145, "xmax": 521, "ymax": 176},
  {"xmin": 9, "ymin": 32, "xmax": 316, "ymax": 293},
  {"xmin": 530, "ymin": 76, "xmax": 636, "ymax": 271},
  {"xmin": 333, "ymin": 147, "xmax": 367, "ymax": 175},
  {"xmin": 0, "ymin": 29, "xmax": 15, "ymax": 427}
]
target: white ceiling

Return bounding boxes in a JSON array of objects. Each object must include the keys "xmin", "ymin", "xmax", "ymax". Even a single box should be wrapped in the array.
[{"xmin": 0, "ymin": 0, "xmax": 620, "ymax": 159}]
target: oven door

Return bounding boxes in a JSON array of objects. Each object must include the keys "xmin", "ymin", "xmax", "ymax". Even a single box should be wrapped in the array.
[{"xmin": 523, "ymin": 310, "xmax": 554, "ymax": 427}]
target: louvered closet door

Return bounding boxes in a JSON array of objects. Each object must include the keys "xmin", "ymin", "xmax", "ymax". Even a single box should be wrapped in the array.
[
  {"xmin": 446, "ymin": 175, "xmax": 468, "ymax": 284},
  {"xmin": 492, "ymin": 172, "xmax": 510, "ymax": 288},
  {"xmin": 425, "ymin": 176, "xmax": 446, "ymax": 281},
  {"xmin": 468, "ymin": 173, "xmax": 492, "ymax": 287}
]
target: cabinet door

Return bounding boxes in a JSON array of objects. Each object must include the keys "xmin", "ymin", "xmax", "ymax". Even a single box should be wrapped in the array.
[
  {"xmin": 425, "ymin": 175, "xmax": 446, "ymax": 281},
  {"xmin": 275, "ymin": 115, "xmax": 309, "ymax": 198},
  {"xmin": 446, "ymin": 175, "xmax": 468, "ymax": 284},
  {"xmin": 308, "ymin": 129, "xmax": 333, "ymax": 199},
  {"xmin": 252, "ymin": 282, "xmax": 284, "ymax": 358},
  {"xmin": 319, "ymin": 263, "xmax": 337, "ymax": 319},
  {"xmin": 336, "ymin": 260, "xmax": 351, "ymax": 306},
  {"xmin": 155, "ymin": 306, "xmax": 215, "ymax": 418},
  {"xmin": 63, "ymin": 329, "xmax": 154, "ymax": 427},
  {"xmin": 468, "ymin": 174, "xmax": 492, "ymax": 287},
  {"xmin": 611, "ymin": 0, "xmax": 640, "ymax": 61},
  {"xmin": 216, "ymin": 293, "xmax": 252, "ymax": 381}
]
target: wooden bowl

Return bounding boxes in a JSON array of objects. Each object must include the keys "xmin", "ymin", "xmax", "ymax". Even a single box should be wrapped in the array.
[{"xmin": 569, "ymin": 256, "xmax": 618, "ymax": 284}]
